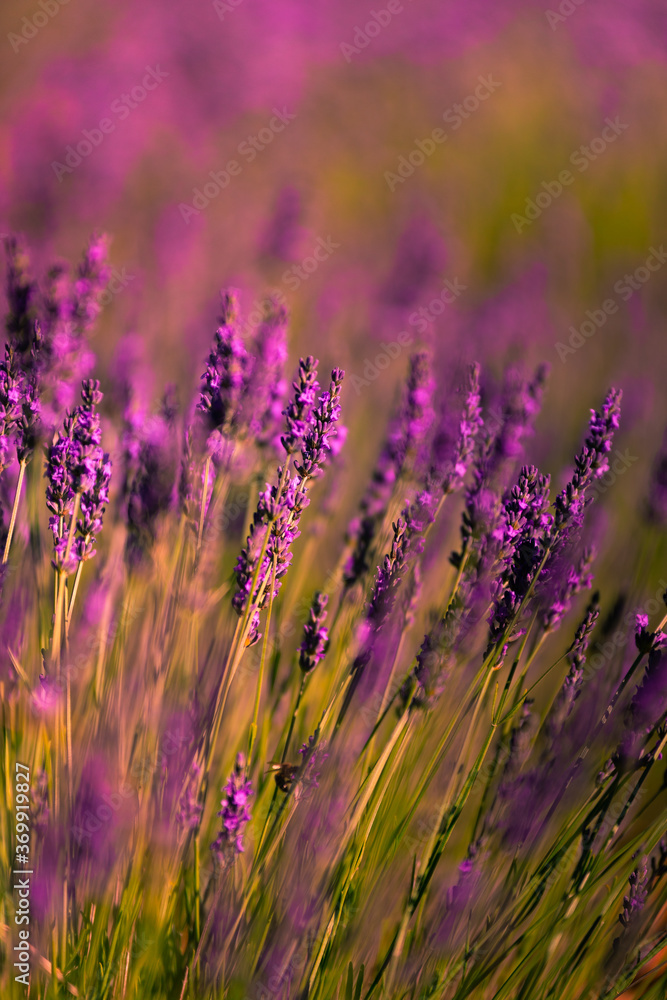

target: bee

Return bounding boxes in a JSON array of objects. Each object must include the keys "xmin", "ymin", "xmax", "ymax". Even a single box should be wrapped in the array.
[{"xmin": 266, "ymin": 761, "xmax": 299, "ymax": 793}]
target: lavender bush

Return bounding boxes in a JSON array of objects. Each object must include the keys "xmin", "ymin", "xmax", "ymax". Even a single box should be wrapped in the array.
[{"xmin": 1, "ymin": 235, "xmax": 667, "ymax": 1000}]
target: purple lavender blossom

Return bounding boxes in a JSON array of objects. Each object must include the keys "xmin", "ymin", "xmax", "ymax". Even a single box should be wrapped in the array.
[
  {"xmin": 46, "ymin": 379, "xmax": 111, "ymax": 572},
  {"xmin": 4, "ymin": 236, "xmax": 36, "ymax": 357},
  {"xmin": 246, "ymin": 298, "xmax": 288, "ymax": 450},
  {"xmin": 298, "ymin": 592, "xmax": 329, "ymax": 674},
  {"xmin": 233, "ymin": 365, "xmax": 344, "ymax": 641},
  {"xmin": 294, "ymin": 367, "xmax": 344, "ymax": 479},
  {"xmin": 125, "ymin": 391, "xmax": 178, "ymax": 565},
  {"xmin": 442, "ymin": 362, "xmax": 483, "ymax": 496},
  {"xmin": 486, "ymin": 466, "xmax": 553, "ymax": 657},
  {"xmin": 71, "ymin": 233, "xmax": 111, "ymax": 336},
  {"xmin": 0, "ymin": 346, "xmax": 26, "ymax": 474},
  {"xmin": 280, "ymin": 356, "xmax": 320, "ymax": 456},
  {"xmin": 39, "ymin": 236, "xmax": 110, "ymax": 418},
  {"xmin": 602, "ymin": 636, "xmax": 667, "ymax": 781},
  {"xmin": 487, "ymin": 364, "xmax": 549, "ymax": 480},
  {"xmin": 619, "ymin": 858, "xmax": 649, "ymax": 928},
  {"xmin": 211, "ymin": 753, "xmax": 253, "ymax": 867},
  {"xmin": 198, "ymin": 290, "xmax": 249, "ymax": 441},
  {"xmin": 553, "ymin": 388, "xmax": 622, "ymax": 536},
  {"xmin": 344, "ymin": 352, "xmax": 433, "ymax": 589},
  {"xmin": 541, "ymin": 548, "xmax": 596, "ymax": 633},
  {"xmin": 545, "ymin": 595, "xmax": 600, "ymax": 743},
  {"xmin": 16, "ymin": 323, "xmax": 42, "ymax": 463},
  {"xmin": 634, "ymin": 612, "xmax": 666, "ymax": 656}
]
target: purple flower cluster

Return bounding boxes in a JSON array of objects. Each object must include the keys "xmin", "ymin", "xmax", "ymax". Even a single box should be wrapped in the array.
[
  {"xmin": 553, "ymin": 389, "xmax": 622, "ymax": 536},
  {"xmin": 546, "ymin": 595, "xmax": 600, "ymax": 743},
  {"xmin": 280, "ymin": 356, "xmax": 320, "ymax": 456},
  {"xmin": 211, "ymin": 753, "xmax": 253, "ymax": 866},
  {"xmin": 0, "ymin": 346, "xmax": 27, "ymax": 474},
  {"xmin": 45, "ymin": 379, "xmax": 112, "ymax": 571},
  {"xmin": 541, "ymin": 548, "xmax": 595, "ymax": 633},
  {"xmin": 486, "ymin": 466, "xmax": 553, "ymax": 656},
  {"xmin": 488, "ymin": 365, "xmax": 549, "ymax": 476},
  {"xmin": 198, "ymin": 290, "xmax": 249, "ymax": 442},
  {"xmin": 619, "ymin": 858, "xmax": 648, "ymax": 928},
  {"xmin": 442, "ymin": 363, "xmax": 483, "ymax": 495},
  {"xmin": 40, "ymin": 236, "xmax": 111, "ymax": 416},
  {"xmin": 233, "ymin": 363, "xmax": 344, "ymax": 642},
  {"xmin": 298, "ymin": 592, "xmax": 329, "ymax": 674},
  {"xmin": 125, "ymin": 391, "xmax": 178, "ymax": 565},
  {"xmin": 246, "ymin": 299, "xmax": 289, "ymax": 451},
  {"xmin": 344, "ymin": 351, "xmax": 434, "ymax": 589}
]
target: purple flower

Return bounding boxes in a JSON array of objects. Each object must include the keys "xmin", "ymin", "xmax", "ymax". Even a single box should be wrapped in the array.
[
  {"xmin": 486, "ymin": 466, "xmax": 553, "ymax": 656},
  {"xmin": 487, "ymin": 364, "xmax": 549, "ymax": 481},
  {"xmin": 294, "ymin": 368, "xmax": 344, "ymax": 479},
  {"xmin": 442, "ymin": 362, "xmax": 483, "ymax": 495},
  {"xmin": 634, "ymin": 612, "xmax": 665, "ymax": 655},
  {"xmin": 233, "ymin": 364, "xmax": 344, "ymax": 641},
  {"xmin": 71, "ymin": 233, "xmax": 111, "ymax": 335},
  {"xmin": 246, "ymin": 298, "xmax": 289, "ymax": 450},
  {"xmin": 546, "ymin": 595, "xmax": 599, "ymax": 743},
  {"xmin": 4, "ymin": 235, "xmax": 36, "ymax": 358},
  {"xmin": 198, "ymin": 290, "xmax": 249, "ymax": 438},
  {"xmin": 46, "ymin": 379, "xmax": 111, "ymax": 572},
  {"xmin": 619, "ymin": 859, "xmax": 648, "ymax": 928},
  {"xmin": 553, "ymin": 388, "xmax": 622, "ymax": 536},
  {"xmin": 344, "ymin": 352, "xmax": 433, "ymax": 589},
  {"xmin": 541, "ymin": 547, "xmax": 596, "ymax": 633},
  {"xmin": 298, "ymin": 592, "xmax": 329, "ymax": 674},
  {"xmin": 125, "ymin": 392, "xmax": 178, "ymax": 565},
  {"xmin": 37, "ymin": 236, "xmax": 110, "ymax": 422},
  {"xmin": 281, "ymin": 356, "xmax": 320, "ymax": 456},
  {"xmin": 0, "ymin": 345, "xmax": 26, "ymax": 473},
  {"xmin": 211, "ymin": 753, "xmax": 253, "ymax": 867}
]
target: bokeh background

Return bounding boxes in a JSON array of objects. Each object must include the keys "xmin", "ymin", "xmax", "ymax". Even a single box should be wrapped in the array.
[{"xmin": 1, "ymin": 0, "xmax": 666, "ymax": 562}]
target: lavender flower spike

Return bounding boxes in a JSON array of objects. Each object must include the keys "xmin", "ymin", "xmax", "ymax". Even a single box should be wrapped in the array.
[
  {"xmin": 294, "ymin": 367, "xmax": 344, "ymax": 480},
  {"xmin": 554, "ymin": 388, "xmax": 622, "ymax": 534},
  {"xmin": 343, "ymin": 351, "xmax": 432, "ymax": 590},
  {"xmin": 247, "ymin": 297, "xmax": 289, "ymax": 450},
  {"xmin": 232, "ymin": 365, "xmax": 344, "ymax": 644},
  {"xmin": 198, "ymin": 289, "xmax": 249, "ymax": 438},
  {"xmin": 281, "ymin": 356, "xmax": 319, "ymax": 456},
  {"xmin": 299, "ymin": 592, "xmax": 329, "ymax": 674},
  {"xmin": 46, "ymin": 379, "xmax": 111, "ymax": 572},
  {"xmin": 211, "ymin": 753, "xmax": 253, "ymax": 868},
  {"xmin": 0, "ymin": 345, "xmax": 26, "ymax": 474},
  {"xmin": 619, "ymin": 858, "xmax": 649, "ymax": 928},
  {"xmin": 443, "ymin": 362, "xmax": 483, "ymax": 496},
  {"xmin": 541, "ymin": 547, "xmax": 595, "ymax": 633}
]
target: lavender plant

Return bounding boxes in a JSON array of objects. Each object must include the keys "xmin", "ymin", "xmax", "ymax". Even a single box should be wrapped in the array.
[{"xmin": 1, "ymin": 236, "xmax": 667, "ymax": 1000}]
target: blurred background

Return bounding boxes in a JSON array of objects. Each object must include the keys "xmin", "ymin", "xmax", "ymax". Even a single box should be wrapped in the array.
[{"xmin": 1, "ymin": 0, "xmax": 666, "ymax": 563}]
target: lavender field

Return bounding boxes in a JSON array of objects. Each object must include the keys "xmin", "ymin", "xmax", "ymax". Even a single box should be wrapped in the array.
[{"xmin": 1, "ymin": 2, "xmax": 667, "ymax": 998}]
